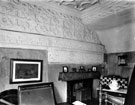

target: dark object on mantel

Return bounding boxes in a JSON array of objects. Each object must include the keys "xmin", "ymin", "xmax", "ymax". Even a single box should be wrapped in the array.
[{"xmin": 58, "ymin": 71, "xmax": 100, "ymax": 81}]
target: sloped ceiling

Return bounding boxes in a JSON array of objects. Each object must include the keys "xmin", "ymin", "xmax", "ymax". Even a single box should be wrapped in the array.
[
  {"xmin": 48, "ymin": 0, "xmax": 135, "ymax": 30},
  {"xmin": 87, "ymin": 7, "xmax": 135, "ymax": 30},
  {"xmin": 81, "ymin": 0, "xmax": 135, "ymax": 30}
]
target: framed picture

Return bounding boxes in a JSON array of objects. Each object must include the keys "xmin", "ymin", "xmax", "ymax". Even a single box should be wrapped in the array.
[
  {"xmin": 92, "ymin": 66, "xmax": 97, "ymax": 71},
  {"xmin": 10, "ymin": 59, "xmax": 43, "ymax": 84},
  {"xmin": 63, "ymin": 66, "xmax": 68, "ymax": 72}
]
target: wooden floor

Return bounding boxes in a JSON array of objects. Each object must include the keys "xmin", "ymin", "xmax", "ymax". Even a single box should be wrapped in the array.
[
  {"xmin": 83, "ymin": 98, "xmax": 110, "ymax": 105},
  {"xmin": 83, "ymin": 98, "xmax": 99, "ymax": 105}
]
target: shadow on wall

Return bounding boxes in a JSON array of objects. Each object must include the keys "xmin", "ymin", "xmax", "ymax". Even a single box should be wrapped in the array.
[{"xmin": 54, "ymin": 85, "xmax": 63, "ymax": 103}]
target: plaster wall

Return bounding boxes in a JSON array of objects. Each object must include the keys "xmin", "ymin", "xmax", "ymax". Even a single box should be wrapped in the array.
[
  {"xmin": 96, "ymin": 6, "xmax": 135, "ymax": 53},
  {"xmin": 97, "ymin": 21, "xmax": 135, "ymax": 53},
  {"xmin": 0, "ymin": 48, "xmax": 48, "ymax": 92}
]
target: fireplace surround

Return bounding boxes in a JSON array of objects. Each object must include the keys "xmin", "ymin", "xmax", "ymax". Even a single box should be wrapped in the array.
[{"xmin": 59, "ymin": 72, "xmax": 100, "ymax": 103}]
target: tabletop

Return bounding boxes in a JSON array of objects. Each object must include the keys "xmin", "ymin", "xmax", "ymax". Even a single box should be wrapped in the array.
[{"xmin": 102, "ymin": 88, "xmax": 127, "ymax": 94}]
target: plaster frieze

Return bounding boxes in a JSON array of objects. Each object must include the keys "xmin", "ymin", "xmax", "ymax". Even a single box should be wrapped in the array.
[
  {"xmin": 0, "ymin": 0, "xmax": 101, "ymax": 44},
  {"xmin": 0, "ymin": 30, "xmax": 104, "ymax": 53},
  {"xmin": 0, "ymin": 30, "xmax": 104, "ymax": 64}
]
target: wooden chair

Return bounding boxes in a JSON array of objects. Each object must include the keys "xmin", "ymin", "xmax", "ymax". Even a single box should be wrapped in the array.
[
  {"xmin": 104, "ymin": 93, "xmax": 125, "ymax": 105},
  {"xmin": 124, "ymin": 65, "xmax": 135, "ymax": 105},
  {"xmin": 100, "ymin": 65, "xmax": 135, "ymax": 105},
  {"xmin": 0, "ymin": 89, "xmax": 18, "ymax": 105},
  {"xmin": 0, "ymin": 83, "xmax": 72, "ymax": 105},
  {"xmin": 18, "ymin": 82, "xmax": 73, "ymax": 105}
]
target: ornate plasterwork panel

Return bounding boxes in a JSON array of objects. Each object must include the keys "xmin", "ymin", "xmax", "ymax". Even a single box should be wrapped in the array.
[
  {"xmin": 0, "ymin": 0, "xmax": 101, "ymax": 44},
  {"xmin": 48, "ymin": 48, "xmax": 104, "ymax": 64},
  {"xmin": 0, "ymin": 0, "xmax": 104, "ymax": 64},
  {"xmin": 0, "ymin": 30, "xmax": 104, "ymax": 52}
]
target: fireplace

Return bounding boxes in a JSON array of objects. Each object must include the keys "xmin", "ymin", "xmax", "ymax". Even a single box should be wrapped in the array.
[
  {"xmin": 59, "ymin": 72, "xmax": 100, "ymax": 103},
  {"xmin": 67, "ymin": 79, "xmax": 92, "ymax": 102}
]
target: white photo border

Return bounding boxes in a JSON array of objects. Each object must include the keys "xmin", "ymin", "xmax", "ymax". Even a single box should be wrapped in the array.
[{"xmin": 10, "ymin": 59, "xmax": 43, "ymax": 84}]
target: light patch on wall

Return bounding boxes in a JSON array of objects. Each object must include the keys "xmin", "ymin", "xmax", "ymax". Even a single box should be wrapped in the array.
[
  {"xmin": 20, "ymin": 0, "xmax": 44, "ymax": 1},
  {"xmin": 0, "ymin": 0, "xmax": 7, "ymax": 1}
]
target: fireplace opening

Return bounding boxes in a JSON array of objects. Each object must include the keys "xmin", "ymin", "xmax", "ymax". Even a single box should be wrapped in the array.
[
  {"xmin": 67, "ymin": 79, "xmax": 93, "ymax": 103},
  {"xmin": 58, "ymin": 72, "xmax": 100, "ymax": 103}
]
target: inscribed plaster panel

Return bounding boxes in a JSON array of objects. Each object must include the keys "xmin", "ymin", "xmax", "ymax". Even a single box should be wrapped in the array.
[{"xmin": 48, "ymin": 49, "xmax": 103, "ymax": 64}]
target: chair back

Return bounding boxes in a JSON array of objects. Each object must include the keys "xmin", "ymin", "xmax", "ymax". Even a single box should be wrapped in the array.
[
  {"xmin": 18, "ymin": 82, "xmax": 57, "ymax": 105},
  {"xmin": 124, "ymin": 66, "xmax": 135, "ymax": 105},
  {"xmin": 0, "ymin": 89, "xmax": 18, "ymax": 105}
]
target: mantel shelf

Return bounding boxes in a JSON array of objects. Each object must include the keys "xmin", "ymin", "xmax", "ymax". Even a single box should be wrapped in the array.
[{"xmin": 58, "ymin": 71, "xmax": 100, "ymax": 81}]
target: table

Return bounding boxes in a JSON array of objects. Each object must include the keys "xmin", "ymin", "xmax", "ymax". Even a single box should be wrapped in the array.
[
  {"xmin": 98, "ymin": 88, "xmax": 127, "ymax": 105},
  {"xmin": 102, "ymin": 88, "xmax": 127, "ymax": 94}
]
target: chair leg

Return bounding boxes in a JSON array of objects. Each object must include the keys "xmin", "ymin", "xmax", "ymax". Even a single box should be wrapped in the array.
[
  {"xmin": 105, "ymin": 92, "xmax": 108, "ymax": 105},
  {"xmin": 99, "ymin": 90, "xmax": 102, "ymax": 105},
  {"xmin": 99, "ymin": 79, "xmax": 103, "ymax": 105}
]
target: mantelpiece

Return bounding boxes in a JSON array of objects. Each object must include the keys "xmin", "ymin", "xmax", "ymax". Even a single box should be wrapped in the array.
[{"xmin": 58, "ymin": 71, "xmax": 100, "ymax": 81}]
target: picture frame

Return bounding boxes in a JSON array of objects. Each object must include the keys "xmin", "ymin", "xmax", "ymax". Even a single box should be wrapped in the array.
[
  {"xmin": 10, "ymin": 59, "xmax": 43, "ymax": 84},
  {"xmin": 118, "ymin": 55, "xmax": 127, "ymax": 66},
  {"xmin": 63, "ymin": 66, "xmax": 68, "ymax": 72},
  {"xmin": 92, "ymin": 66, "xmax": 97, "ymax": 71}
]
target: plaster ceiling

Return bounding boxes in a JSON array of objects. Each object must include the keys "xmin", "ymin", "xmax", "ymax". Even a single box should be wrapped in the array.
[
  {"xmin": 81, "ymin": 0, "xmax": 135, "ymax": 28},
  {"xmin": 47, "ymin": 0, "xmax": 135, "ymax": 30},
  {"xmin": 19, "ymin": 0, "xmax": 135, "ymax": 30},
  {"xmin": 48, "ymin": 0, "xmax": 100, "ymax": 11},
  {"xmin": 87, "ymin": 7, "xmax": 135, "ymax": 30}
]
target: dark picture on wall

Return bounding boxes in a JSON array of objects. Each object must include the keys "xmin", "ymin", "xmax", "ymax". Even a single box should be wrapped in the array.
[{"xmin": 10, "ymin": 59, "xmax": 43, "ymax": 84}]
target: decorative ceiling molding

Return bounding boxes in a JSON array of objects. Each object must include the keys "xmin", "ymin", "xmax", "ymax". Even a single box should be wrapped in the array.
[
  {"xmin": 7, "ymin": 0, "xmax": 135, "ymax": 30},
  {"xmin": 16, "ymin": 0, "xmax": 80, "ymax": 16},
  {"xmin": 81, "ymin": 0, "xmax": 135, "ymax": 24},
  {"xmin": 48, "ymin": 0, "xmax": 100, "ymax": 11}
]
